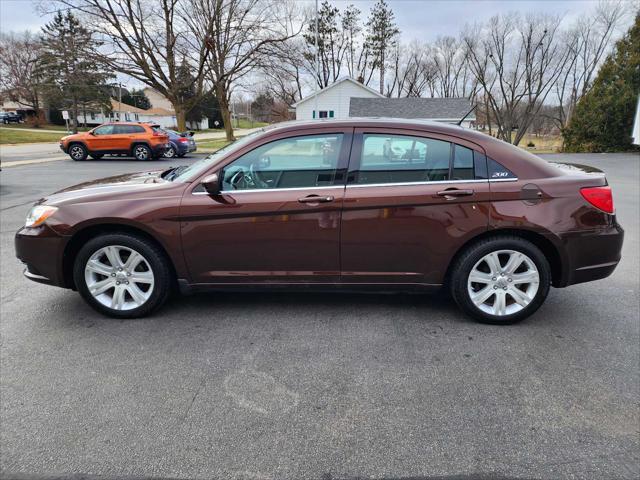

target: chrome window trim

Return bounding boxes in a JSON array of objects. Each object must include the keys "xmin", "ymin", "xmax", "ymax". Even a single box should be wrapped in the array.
[
  {"xmin": 191, "ymin": 177, "xmax": 519, "ymax": 195},
  {"xmin": 346, "ymin": 179, "xmax": 489, "ymax": 188},
  {"xmin": 192, "ymin": 185, "xmax": 344, "ymax": 195}
]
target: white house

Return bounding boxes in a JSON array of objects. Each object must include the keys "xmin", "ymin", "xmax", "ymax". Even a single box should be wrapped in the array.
[
  {"xmin": 75, "ymin": 99, "xmax": 208, "ymax": 130},
  {"xmin": 293, "ymin": 76, "xmax": 385, "ymax": 120}
]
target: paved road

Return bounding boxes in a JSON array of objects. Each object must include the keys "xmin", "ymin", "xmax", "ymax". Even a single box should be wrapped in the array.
[
  {"xmin": 0, "ymin": 153, "xmax": 638, "ymax": 479},
  {"xmin": 0, "ymin": 128, "xmax": 258, "ymax": 167}
]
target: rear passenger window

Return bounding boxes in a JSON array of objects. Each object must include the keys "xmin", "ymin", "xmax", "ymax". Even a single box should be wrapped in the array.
[
  {"xmin": 352, "ymin": 134, "xmax": 451, "ymax": 184},
  {"xmin": 488, "ymin": 157, "xmax": 517, "ymax": 180}
]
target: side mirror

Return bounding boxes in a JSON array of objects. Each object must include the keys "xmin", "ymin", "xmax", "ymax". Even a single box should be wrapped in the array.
[
  {"xmin": 201, "ymin": 173, "xmax": 221, "ymax": 195},
  {"xmin": 89, "ymin": 130, "xmax": 95, "ymax": 135}
]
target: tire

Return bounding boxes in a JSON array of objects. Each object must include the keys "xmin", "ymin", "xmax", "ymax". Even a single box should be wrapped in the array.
[
  {"xmin": 164, "ymin": 144, "xmax": 177, "ymax": 158},
  {"xmin": 450, "ymin": 236, "xmax": 551, "ymax": 325},
  {"xmin": 132, "ymin": 144, "xmax": 152, "ymax": 161},
  {"xmin": 73, "ymin": 233, "xmax": 172, "ymax": 319},
  {"xmin": 68, "ymin": 143, "xmax": 88, "ymax": 161},
  {"xmin": 89, "ymin": 154, "xmax": 103, "ymax": 160}
]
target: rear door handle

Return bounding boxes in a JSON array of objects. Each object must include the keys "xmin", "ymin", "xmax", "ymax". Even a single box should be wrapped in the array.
[
  {"xmin": 298, "ymin": 195, "xmax": 334, "ymax": 204},
  {"xmin": 436, "ymin": 189, "xmax": 474, "ymax": 198}
]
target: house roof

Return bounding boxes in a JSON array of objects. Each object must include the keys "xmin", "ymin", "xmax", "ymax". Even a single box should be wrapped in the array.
[
  {"xmin": 292, "ymin": 76, "xmax": 385, "ymax": 107},
  {"xmin": 146, "ymin": 107, "xmax": 175, "ymax": 116},
  {"xmin": 349, "ymin": 97, "xmax": 475, "ymax": 121},
  {"xmin": 110, "ymin": 99, "xmax": 147, "ymax": 114}
]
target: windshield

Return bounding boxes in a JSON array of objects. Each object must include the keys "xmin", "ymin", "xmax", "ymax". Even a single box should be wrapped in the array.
[{"xmin": 171, "ymin": 129, "xmax": 266, "ymax": 182}]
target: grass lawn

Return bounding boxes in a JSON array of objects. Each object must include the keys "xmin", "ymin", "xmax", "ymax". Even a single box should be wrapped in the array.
[
  {"xmin": 0, "ymin": 123, "xmax": 91, "ymax": 132},
  {"xmin": 0, "ymin": 128, "xmax": 63, "ymax": 144},
  {"xmin": 197, "ymin": 138, "xmax": 233, "ymax": 152}
]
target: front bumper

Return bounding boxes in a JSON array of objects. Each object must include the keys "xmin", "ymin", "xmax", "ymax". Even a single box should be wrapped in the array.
[
  {"xmin": 15, "ymin": 225, "xmax": 69, "ymax": 288},
  {"xmin": 59, "ymin": 143, "xmax": 68, "ymax": 154},
  {"xmin": 558, "ymin": 221, "xmax": 624, "ymax": 287}
]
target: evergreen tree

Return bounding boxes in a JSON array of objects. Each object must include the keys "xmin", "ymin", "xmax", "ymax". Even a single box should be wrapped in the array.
[
  {"xmin": 563, "ymin": 14, "xmax": 640, "ymax": 152},
  {"xmin": 365, "ymin": 0, "xmax": 400, "ymax": 94},
  {"xmin": 38, "ymin": 11, "xmax": 112, "ymax": 132},
  {"xmin": 121, "ymin": 88, "xmax": 151, "ymax": 110}
]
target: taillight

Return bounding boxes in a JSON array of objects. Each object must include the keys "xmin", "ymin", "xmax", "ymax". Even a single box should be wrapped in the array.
[
  {"xmin": 178, "ymin": 137, "xmax": 189, "ymax": 143},
  {"xmin": 581, "ymin": 186, "xmax": 614, "ymax": 214}
]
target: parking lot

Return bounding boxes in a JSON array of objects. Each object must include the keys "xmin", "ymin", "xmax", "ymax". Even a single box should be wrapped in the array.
[{"xmin": 1, "ymin": 153, "xmax": 638, "ymax": 479}]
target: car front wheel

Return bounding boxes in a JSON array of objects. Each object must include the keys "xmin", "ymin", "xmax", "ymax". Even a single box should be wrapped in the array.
[
  {"xmin": 73, "ymin": 233, "xmax": 172, "ymax": 318},
  {"xmin": 450, "ymin": 236, "xmax": 551, "ymax": 324},
  {"xmin": 69, "ymin": 144, "xmax": 88, "ymax": 161}
]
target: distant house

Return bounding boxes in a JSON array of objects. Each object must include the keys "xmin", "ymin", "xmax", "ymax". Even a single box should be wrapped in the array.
[
  {"xmin": 74, "ymin": 98, "xmax": 208, "ymax": 130},
  {"xmin": 349, "ymin": 97, "xmax": 476, "ymax": 128},
  {"xmin": 142, "ymin": 87, "xmax": 175, "ymax": 111},
  {"xmin": 293, "ymin": 76, "xmax": 385, "ymax": 120}
]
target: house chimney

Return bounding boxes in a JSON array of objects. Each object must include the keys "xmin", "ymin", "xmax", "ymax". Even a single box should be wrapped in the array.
[{"xmin": 357, "ymin": 75, "xmax": 364, "ymax": 84}]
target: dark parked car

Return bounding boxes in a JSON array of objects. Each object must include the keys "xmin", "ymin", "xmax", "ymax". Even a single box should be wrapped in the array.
[
  {"xmin": 162, "ymin": 129, "xmax": 197, "ymax": 158},
  {"xmin": 0, "ymin": 111, "xmax": 23, "ymax": 124},
  {"xmin": 15, "ymin": 119, "xmax": 623, "ymax": 324}
]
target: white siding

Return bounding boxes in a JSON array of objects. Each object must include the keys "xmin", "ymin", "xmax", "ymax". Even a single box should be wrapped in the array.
[{"xmin": 296, "ymin": 81, "xmax": 381, "ymax": 120}]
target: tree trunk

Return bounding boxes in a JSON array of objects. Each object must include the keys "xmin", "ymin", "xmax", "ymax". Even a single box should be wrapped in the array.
[
  {"xmin": 215, "ymin": 85, "xmax": 235, "ymax": 142},
  {"xmin": 72, "ymin": 96, "xmax": 79, "ymax": 134},
  {"xmin": 173, "ymin": 102, "xmax": 187, "ymax": 131},
  {"xmin": 379, "ymin": 56, "xmax": 385, "ymax": 94}
]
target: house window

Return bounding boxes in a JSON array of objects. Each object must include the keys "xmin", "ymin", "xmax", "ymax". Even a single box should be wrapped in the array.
[
  {"xmin": 313, "ymin": 110, "xmax": 333, "ymax": 119},
  {"xmin": 134, "ymin": 113, "xmax": 139, "ymax": 121},
  {"xmin": 90, "ymin": 112, "xmax": 95, "ymax": 120}
]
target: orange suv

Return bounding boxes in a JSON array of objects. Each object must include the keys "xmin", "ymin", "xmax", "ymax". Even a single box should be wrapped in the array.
[{"xmin": 60, "ymin": 122, "xmax": 170, "ymax": 161}]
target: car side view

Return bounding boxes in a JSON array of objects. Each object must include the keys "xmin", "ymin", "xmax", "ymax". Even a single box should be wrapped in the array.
[
  {"xmin": 59, "ymin": 122, "xmax": 169, "ymax": 161},
  {"xmin": 16, "ymin": 119, "xmax": 623, "ymax": 324}
]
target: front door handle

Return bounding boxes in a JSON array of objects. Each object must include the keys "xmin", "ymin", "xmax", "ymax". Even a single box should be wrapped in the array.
[
  {"xmin": 298, "ymin": 195, "xmax": 334, "ymax": 204},
  {"xmin": 436, "ymin": 189, "xmax": 474, "ymax": 198}
]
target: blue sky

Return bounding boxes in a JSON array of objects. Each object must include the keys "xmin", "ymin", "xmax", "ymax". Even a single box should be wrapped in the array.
[{"xmin": 1, "ymin": 0, "xmax": 607, "ymax": 40}]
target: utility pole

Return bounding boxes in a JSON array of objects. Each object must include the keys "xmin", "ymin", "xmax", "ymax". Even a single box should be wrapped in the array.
[
  {"xmin": 314, "ymin": 0, "xmax": 319, "ymax": 120},
  {"xmin": 118, "ymin": 82, "xmax": 122, "ymax": 120}
]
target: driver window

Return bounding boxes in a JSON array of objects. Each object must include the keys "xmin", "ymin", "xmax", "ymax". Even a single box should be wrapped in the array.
[
  {"xmin": 93, "ymin": 125, "xmax": 114, "ymax": 136},
  {"xmin": 221, "ymin": 134, "xmax": 344, "ymax": 191}
]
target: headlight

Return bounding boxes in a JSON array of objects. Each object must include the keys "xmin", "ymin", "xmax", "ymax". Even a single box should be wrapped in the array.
[{"xmin": 25, "ymin": 205, "xmax": 58, "ymax": 228}]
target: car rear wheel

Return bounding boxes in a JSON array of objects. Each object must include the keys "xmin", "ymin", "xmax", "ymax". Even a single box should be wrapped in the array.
[
  {"xmin": 164, "ymin": 145, "xmax": 177, "ymax": 158},
  {"xmin": 69, "ymin": 144, "xmax": 88, "ymax": 161},
  {"xmin": 450, "ymin": 236, "xmax": 551, "ymax": 324},
  {"xmin": 133, "ymin": 144, "xmax": 152, "ymax": 161},
  {"xmin": 73, "ymin": 233, "xmax": 172, "ymax": 318}
]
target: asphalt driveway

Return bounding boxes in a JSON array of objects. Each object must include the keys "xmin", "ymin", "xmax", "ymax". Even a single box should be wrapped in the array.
[{"xmin": 0, "ymin": 153, "xmax": 638, "ymax": 479}]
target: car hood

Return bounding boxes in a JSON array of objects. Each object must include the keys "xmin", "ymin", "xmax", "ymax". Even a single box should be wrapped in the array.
[{"xmin": 39, "ymin": 170, "xmax": 177, "ymax": 206}]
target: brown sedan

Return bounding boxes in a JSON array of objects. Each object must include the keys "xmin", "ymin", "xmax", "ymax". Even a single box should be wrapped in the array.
[{"xmin": 15, "ymin": 119, "xmax": 623, "ymax": 324}]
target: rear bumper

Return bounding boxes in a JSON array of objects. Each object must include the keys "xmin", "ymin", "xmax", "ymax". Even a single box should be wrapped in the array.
[
  {"xmin": 558, "ymin": 221, "xmax": 624, "ymax": 287},
  {"xmin": 15, "ymin": 225, "xmax": 69, "ymax": 288}
]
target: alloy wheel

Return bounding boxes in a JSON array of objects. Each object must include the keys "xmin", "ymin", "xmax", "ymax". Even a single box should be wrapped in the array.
[
  {"xmin": 164, "ymin": 146, "xmax": 176, "ymax": 158},
  {"xmin": 84, "ymin": 245, "xmax": 155, "ymax": 311},
  {"xmin": 70, "ymin": 146, "xmax": 84, "ymax": 160},
  {"xmin": 467, "ymin": 249, "xmax": 540, "ymax": 316},
  {"xmin": 134, "ymin": 146, "xmax": 149, "ymax": 160}
]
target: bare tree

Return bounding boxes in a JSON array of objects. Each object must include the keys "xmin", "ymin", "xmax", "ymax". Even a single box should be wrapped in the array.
[
  {"xmin": 261, "ymin": 38, "xmax": 305, "ymax": 106},
  {"xmin": 551, "ymin": 0, "xmax": 628, "ymax": 129},
  {"xmin": 48, "ymin": 0, "xmax": 211, "ymax": 131},
  {"xmin": 0, "ymin": 32, "xmax": 44, "ymax": 121},
  {"xmin": 185, "ymin": 0, "xmax": 299, "ymax": 140},
  {"xmin": 463, "ymin": 13, "xmax": 571, "ymax": 145}
]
